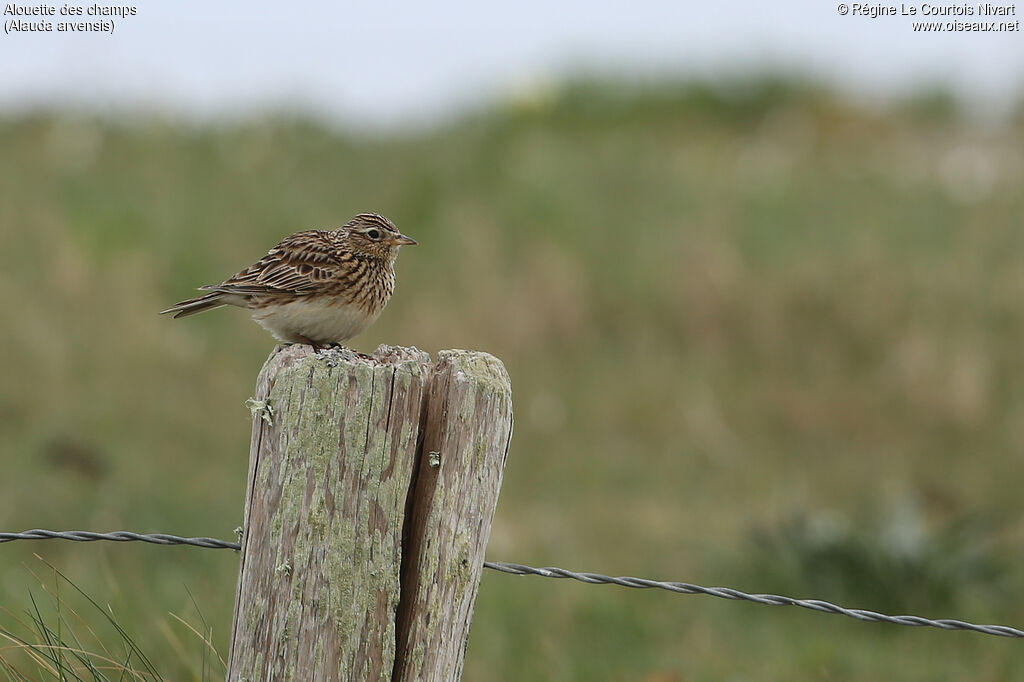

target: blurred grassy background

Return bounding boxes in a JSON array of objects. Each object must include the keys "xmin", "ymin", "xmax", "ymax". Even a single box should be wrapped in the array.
[{"xmin": 1, "ymin": 78, "xmax": 1023, "ymax": 680}]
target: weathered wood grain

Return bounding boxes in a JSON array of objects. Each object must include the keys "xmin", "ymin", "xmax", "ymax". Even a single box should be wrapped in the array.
[
  {"xmin": 227, "ymin": 344, "xmax": 431, "ymax": 682},
  {"xmin": 227, "ymin": 345, "xmax": 512, "ymax": 682},
  {"xmin": 392, "ymin": 350, "xmax": 514, "ymax": 682}
]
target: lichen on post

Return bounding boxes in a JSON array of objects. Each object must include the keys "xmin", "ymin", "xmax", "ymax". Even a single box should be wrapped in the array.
[
  {"xmin": 227, "ymin": 344, "xmax": 431, "ymax": 682},
  {"xmin": 393, "ymin": 350, "xmax": 514, "ymax": 682},
  {"xmin": 226, "ymin": 344, "xmax": 513, "ymax": 682}
]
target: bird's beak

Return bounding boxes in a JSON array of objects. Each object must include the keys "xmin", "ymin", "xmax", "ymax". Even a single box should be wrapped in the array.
[{"xmin": 390, "ymin": 233, "xmax": 417, "ymax": 246}]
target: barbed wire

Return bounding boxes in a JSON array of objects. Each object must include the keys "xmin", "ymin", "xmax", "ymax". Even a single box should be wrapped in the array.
[{"xmin": 2, "ymin": 529, "xmax": 1022, "ymax": 639}]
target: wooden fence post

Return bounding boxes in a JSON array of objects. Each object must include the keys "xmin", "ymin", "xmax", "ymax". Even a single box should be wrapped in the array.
[
  {"xmin": 226, "ymin": 344, "xmax": 512, "ymax": 682},
  {"xmin": 392, "ymin": 350, "xmax": 514, "ymax": 681}
]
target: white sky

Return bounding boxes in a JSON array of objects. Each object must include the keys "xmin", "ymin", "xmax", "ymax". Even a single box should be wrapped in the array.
[{"xmin": 1, "ymin": 0, "xmax": 1021, "ymax": 128}]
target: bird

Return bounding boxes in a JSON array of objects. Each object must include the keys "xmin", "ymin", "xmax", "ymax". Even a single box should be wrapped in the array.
[{"xmin": 161, "ymin": 213, "xmax": 416, "ymax": 347}]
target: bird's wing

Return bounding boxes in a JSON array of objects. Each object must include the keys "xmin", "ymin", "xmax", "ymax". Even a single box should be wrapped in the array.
[{"xmin": 212, "ymin": 230, "xmax": 351, "ymax": 296}]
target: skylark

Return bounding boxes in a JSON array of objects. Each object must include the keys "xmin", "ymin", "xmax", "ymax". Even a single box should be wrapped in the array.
[{"xmin": 161, "ymin": 213, "xmax": 416, "ymax": 346}]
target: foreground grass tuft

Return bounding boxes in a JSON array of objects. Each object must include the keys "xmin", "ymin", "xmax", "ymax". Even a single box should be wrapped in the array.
[{"xmin": 0, "ymin": 558, "xmax": 222, "ymax": 681}]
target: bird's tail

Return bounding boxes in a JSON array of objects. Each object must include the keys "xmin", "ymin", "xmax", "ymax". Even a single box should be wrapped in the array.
[{"xmin": 160, "ymin": 292, "xmax": 227, "ymax": 318}]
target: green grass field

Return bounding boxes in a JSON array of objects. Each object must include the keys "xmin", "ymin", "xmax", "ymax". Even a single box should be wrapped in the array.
[{"xmin": 1, "ymin": 80, "xmax": 1023, "ymax": 680}]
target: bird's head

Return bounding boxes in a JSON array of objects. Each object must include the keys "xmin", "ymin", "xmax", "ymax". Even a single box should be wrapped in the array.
[{"xmin": 341, "ymin": 213, "xmax": 416, "ymax": 261}]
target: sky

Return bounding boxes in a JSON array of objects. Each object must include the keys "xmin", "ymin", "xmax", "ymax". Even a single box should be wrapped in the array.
[{"xmin": 1, "ymin": 0, "xmax": 1022, "ymax": 129}]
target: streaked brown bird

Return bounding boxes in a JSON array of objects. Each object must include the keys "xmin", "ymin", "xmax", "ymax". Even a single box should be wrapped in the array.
[{"xmin": 161, "ymin": 213, "xmax": 416, "ymax": 346}]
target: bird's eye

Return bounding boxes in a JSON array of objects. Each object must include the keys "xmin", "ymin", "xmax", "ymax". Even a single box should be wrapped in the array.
[{"xmin": 366, "ymin": 229, "xmax": 382, "ymax": 240}]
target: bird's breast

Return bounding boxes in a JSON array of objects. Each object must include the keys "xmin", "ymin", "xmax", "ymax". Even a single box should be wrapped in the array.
[{"xmin": 250, "ymin": 296, "xmax": 383, "ymax": 345}]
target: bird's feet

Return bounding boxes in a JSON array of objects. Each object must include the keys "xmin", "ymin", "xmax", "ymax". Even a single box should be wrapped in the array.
[
  {"xmin": 294, "ymin": 335, "xmax": 331, "ymax": 352},
  {"xmin": 290, "ymin": 337, "xmax": 374, "ymax": 362}
]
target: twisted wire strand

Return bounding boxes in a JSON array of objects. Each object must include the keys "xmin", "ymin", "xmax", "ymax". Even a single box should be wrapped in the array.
[
  {"xmin": 482, "ymin": 562, "xmax": 1024, "ymax": 639},
  {"xmin": 2, "ymin": 530, "xmax": 1021, "ymax": 639},
  {"xmin": 0, "ymin": 529, "xmax": 240, "ymax": 550}
]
